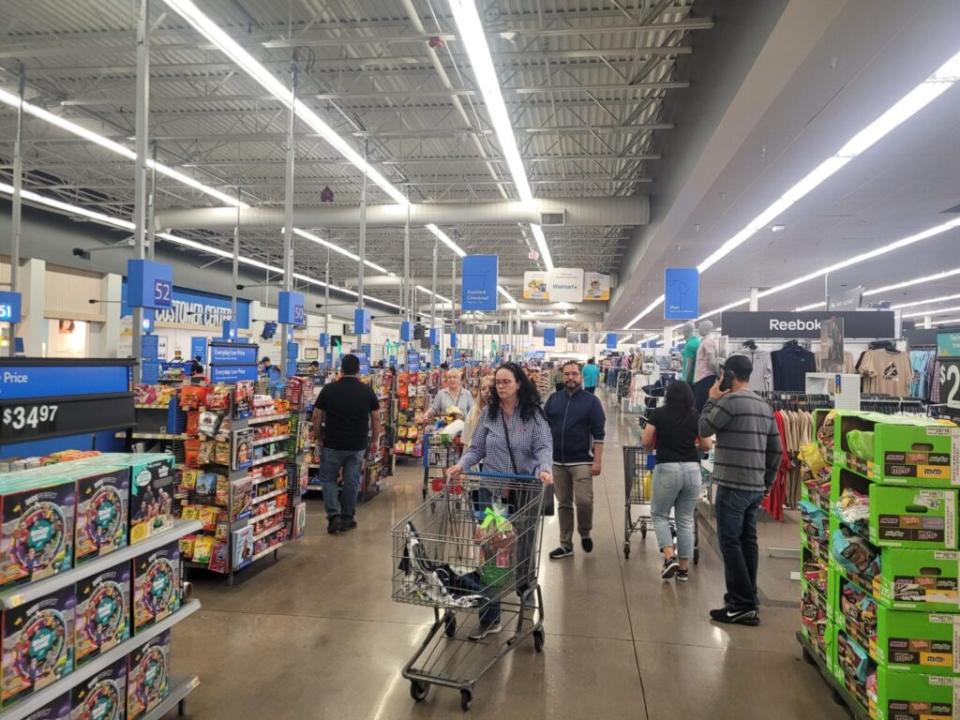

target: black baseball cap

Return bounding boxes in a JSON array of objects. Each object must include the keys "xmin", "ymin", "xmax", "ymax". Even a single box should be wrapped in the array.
[{"xmin": 723, "ymin": 355, "xmax": 753, "ymax": 380}]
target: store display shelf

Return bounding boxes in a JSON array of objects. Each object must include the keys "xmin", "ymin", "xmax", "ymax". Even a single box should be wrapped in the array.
[
  {"xmin": 141, "ymin": 675, "xmax": 200, "ymax": 720},
  {"xmin": 250, "ymin": 541, "xmax": 286, "ymax": 564},
  {"xmin": 796, "ymin": 631, "xmax": 868, "ymax": 720},
  {"xmin": 251, "ymin": 452, "xmax": 288, "ymax": 466},
  {"xmin": 248, "ymin": 412, "xmax": 290, "ymax": 425},
  {"xmin": 0, "ymin": 600, "xmax": 201, "ymax": 720},
  {"xmin": 253, "ymin": 523, "xmax": 285, "ymax": 542},
  {"xmin": 0, "ymin": 520, "xmax": 202, "ymax": 610},
  {"xmin": 252, "ymin": 506, "xmax": 285, "ymax": 523},
  {"xmin": 251, "ymin": 488, "xmax": 286, "ymax": 505},
  {"xmin": 135, "ymin": 404, "xmax": 171, "ymax": 410},
  {"xmin": 250, "ymin": 470, "xmax": 287, "ymax": 485},
  {"xmin": 119, "ymin": 431, "xmax": 187, "ymax": 440},
  {"xmin": 252, "ymin": 434, "xmax": 289, "ymax": 447}
]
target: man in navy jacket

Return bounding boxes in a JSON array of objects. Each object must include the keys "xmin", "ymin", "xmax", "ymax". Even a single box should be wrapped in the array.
[{"xmin": 544, "ymin": 360, "xmax": 606, "ymax": 559}]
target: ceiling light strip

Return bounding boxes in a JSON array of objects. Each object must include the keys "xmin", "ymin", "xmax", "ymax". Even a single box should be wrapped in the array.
[
  {"xmin": 162, "ymin": 0, "xmax": 407, "ymax": 207},
  {"xmin": 627, "ymin": 46, "xmax": 960, "ymax": 328},
  {"xmin": 891, "ymin": 292, "xmax": 960, "ymax": 310}
]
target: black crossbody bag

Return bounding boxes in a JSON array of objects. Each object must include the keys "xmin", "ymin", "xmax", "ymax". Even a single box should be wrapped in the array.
[{"xmin": 501, "ymin": 411, "xmax": 554, "ymax": 516}]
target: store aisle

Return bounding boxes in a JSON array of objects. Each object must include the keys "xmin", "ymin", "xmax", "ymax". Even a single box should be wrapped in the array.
[{"xmin": 171, "ymin": 393, "xmax": 847, "ymax": 720}]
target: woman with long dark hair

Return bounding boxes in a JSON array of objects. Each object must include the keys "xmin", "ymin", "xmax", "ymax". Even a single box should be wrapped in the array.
[
  {"xmin": 447, "ymin": 362, "xmax": 553, "ymax": 641},
  {"xmin": 641, "ymin": 381, "xmax": 713, "ymax": 581}
]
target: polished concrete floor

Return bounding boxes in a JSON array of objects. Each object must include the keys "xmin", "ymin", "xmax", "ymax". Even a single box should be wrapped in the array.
[{"xmin": 170, "ymin": 393, "xmax": 847, "ymax": 719}]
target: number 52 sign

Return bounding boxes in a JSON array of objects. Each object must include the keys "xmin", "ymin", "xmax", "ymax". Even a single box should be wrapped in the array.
[{"xmin": 128, "ymin": 259, "xmax": 174, "ymax": 310}]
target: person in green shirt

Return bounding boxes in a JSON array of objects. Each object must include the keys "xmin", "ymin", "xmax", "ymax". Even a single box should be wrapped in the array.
[
  {"xmin": 680, "ymin": 324, "xmax": 700, "ymax": 383},
  {"xmin": 582, "ymin": 357, "xmax": 601, "ymax": 393}
]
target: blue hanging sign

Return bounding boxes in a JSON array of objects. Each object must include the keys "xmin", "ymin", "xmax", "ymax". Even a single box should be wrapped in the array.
[
  {"xmin": 433, "ymin": 347, "xmax": 441, "ymax": 367},
  {"xmin": 400, "ymin": 320, "xmax": 412, "ymax": 342},
  {"xmin": 461, "ymin": 255, "xmax": 498, "ymax": 311},
  {"xmin": 191, "ymin": 336, "xmax": 208, "ymax": 363},
  {"xmin": 664, "ymin": 267, "xmax": 700, "ymax": 320},
  {"xmin": 354, "ymin": 307, "xmax": 371, "ymax": 335},
  {"xmin": 222, "ymin": 321, "xmax": 237, "ymax": 341},
  {"xmin": 428, "ymin": 328, "xmax": 439, "ymax": 346},
  {"xmin": 127, "ymin": 259, "xmax": 173, "ymax": 309},
  {"xmin": 408, "ymin": 351, "xmax": 421, "ymax": 371},
  {"xmin": 0, "ymin": 364, "xmax": 131, "ymax": 400},
  {"xmin": 450, "ymin": 332, "xmax": 458, "ymax": 349},
  {"xmin": 319, "ymin": 332, "xmax": 329, "ymax": 349},
  {"xmin": 278, "ymin": 291, "xmax": 307, "ymax": 326},
  {"xmin": 356, "ymin": 352, "xmax": 370, "ymax": 375},
  {"xmin": 543, "ymin": 328, "xmax": 556, "ymax": 347},
  {"xmin": 606, "ymin": 333, "xmax": 618, "ymax": 349},
  {"xmin": 0, "ymin": 292, "xmax": 22, "ymax": 324}
]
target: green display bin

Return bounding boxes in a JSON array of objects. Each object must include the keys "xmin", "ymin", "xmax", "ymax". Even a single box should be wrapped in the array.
[
  {"xmin": 833, "ymin": 412, "xmax": 958, "ymax": 487},
  {"xmin": 870, "ymin": 667, "xmax": 959, "ymax": 720}
]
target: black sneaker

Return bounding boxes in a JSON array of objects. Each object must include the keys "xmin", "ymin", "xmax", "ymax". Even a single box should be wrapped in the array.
[
  {"xmin": 709, "ymin": 607, "xmax": 760, "ymax": 626},
  {"xmin": 661, "ymin": 557, "xmax": 679, "ymax": 580},
  {"xmin": 327, "ymin": 517, "xmax": 342, "ymax": 534},
  {"xmin": 340, "ymin": 517, "xmax": 358, "ymax": 531},
  {"xmin": 581, "ymin": 537, "xmax": 594, "ymax": 553},
  {"xmin": 676, "ymin": 569, "xmax": 689, "ymax": 582},
  {"xmin": 549, "ymin": 546, "xmax": 574, "ymax": 560}
]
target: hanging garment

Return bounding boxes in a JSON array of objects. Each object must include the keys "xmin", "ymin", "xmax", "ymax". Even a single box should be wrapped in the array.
[
  {"xmin": 729, "ymin": 347, "xmax": 774, "ymax": 393},
  {"xmin": 771, "ymin": 341, "xmax": 818, "ymax": 391},
  {"xmin": 762, "ymin": 410, "xmax": 791, "ymax": 521},
  {"xmin": 858, "ymin": 348, "xmax": 913, "ymax": 397}
]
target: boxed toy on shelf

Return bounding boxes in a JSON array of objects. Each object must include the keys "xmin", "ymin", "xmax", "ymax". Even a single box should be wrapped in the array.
[
  {"xmin": 71, "ymin": 658, "xmax": 126, "ymax": 720},
  {"xmin": 75, "ymin": 561, "xmax": 131, "ymax": 665},
  {"xmin": 133, "ymin": 541, "xmax": 181, "ymax": 633},
  {"xmin": 127, "ymin": 630, "xmax": 170, "ymax": 720}
]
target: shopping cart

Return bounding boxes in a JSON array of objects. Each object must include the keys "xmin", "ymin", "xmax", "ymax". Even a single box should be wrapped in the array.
[
  {"xmin": 393, "ymin": 472, "xmax": 546, "ymax": 712},
  {"xmin": 422, "ymin": 431, "xmax": 463, "ymax": 509},
  {"xmin": 622, "ymin": 445, "xmax": 700, "ymax": 563}
]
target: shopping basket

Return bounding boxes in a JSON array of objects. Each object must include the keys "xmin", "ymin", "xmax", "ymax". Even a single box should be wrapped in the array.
[
  {"xmin": 422, "ymin": 431, "xmax": 463, "ymax": 510},
  {"xmin": 392, "ymin": 472, "xmax": 546, "ymax": 712},
  {"xmin": 622, "ymin": 445, "xmax": 700, "ymax": 563}
]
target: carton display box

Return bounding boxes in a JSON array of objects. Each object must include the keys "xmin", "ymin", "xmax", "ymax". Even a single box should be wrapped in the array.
[
  {"xmin": 127, "ymin": 630, "xmax": 170, "ymax": 720},
  {"xmin": 21, "ymin": 691, "xmax": 70, "ymax": 719},
  {"xmin": 870, "ymin": 667, "xmax": 959, "ymax": 720},
  {"xmin": 75, "ymin": 561, "xmax": 131, "ymax": 665},
  {"xmin": 70, "ymin": 658, "xmax": 126, "ymax": 720},
  {"xmin": 132, "ymin": 541, "xmax": 181, "ymax": 634},
  {"xmin": 73, "ymin": 465, "xmax": 130, "ymax": 563},
  {"xmin": 0, "ymin": 479, "xmax": 76, "ymax": 590},
  {"xmin": 1, "ymin": 585, "xmax": 76, "ymax": 706}
]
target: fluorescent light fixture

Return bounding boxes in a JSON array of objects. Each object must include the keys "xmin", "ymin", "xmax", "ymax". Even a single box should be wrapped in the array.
[
  {"xmin": 627, "ymin": 45, "xmax": 960, "ymax": 329},
  {"xmin": 625, "ymin": 295, "xmax": 666, "ymax": 328},
  {"xmin": 771, "ymin": 225, "xmax": 785, "ymax": 232},
  {"xmin": 892, "ymin": 292, "xmax": 960, "ymax": 310},
  {"xmin": 864, "ymin": 266, "xmax": 960, "ymax": 296},
  {"xmin": 425, "ymin": 224, "xmax": 467, "ymax": 258},
  {"xmin": 795, "ymin": 301, "xmax": 827, "ymax": 311},
  {"xmin": 292, "ymin": 227, "xmax": 390, "ymax": 274},
  {"xmin": 0, "ymin": 183, "xmax": 403, "ymax": 311},
  {"xmin": 903, "ymin": 305, "xmax": 960, "ymax": 319},
  {"xmin": 930, "ymin": 317, "xmax": 960, "ymax": 326},
  {"xmin": 162, "ymin": 0, "xmax": 407, "ymax": 207},
  {"xmin": 447, "ymin": 0, "xmax": 554, "ymax": 271},
  {"xmin": 0, "ymin": 87, "xmax": 248, "ymax": 209},
  {"xmin": 497, "ymin": 286, "xmax": 518, "ymax": 306}
]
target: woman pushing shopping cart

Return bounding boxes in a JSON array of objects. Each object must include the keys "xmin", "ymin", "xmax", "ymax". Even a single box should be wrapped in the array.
[{"xmin": 392, "ymin": 362, "xmax": 552, "ymax": 712}]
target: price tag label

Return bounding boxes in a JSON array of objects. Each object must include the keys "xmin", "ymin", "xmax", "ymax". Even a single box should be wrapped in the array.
[
  {"xmin": 941, "ymin": 359, "xmax": 960, "ymax": 410},
  {"xmin": 0, "ymin": 393, "xmax": 134, "ymax": 443},
  {"xmin": 2, "ymin": 403, "xmax": 59, "ymax": 432}
]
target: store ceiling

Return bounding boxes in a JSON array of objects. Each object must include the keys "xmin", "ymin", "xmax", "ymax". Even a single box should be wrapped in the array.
[
  {"xmin": 610, "ymin": 0, "xmax": 960, "ymax": 335},
  {"xmin": 0, "ymin": 0, "xmax": 713, "ymax": 319}
]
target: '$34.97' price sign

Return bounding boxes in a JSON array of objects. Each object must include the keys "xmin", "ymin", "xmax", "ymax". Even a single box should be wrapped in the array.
[{"xmin": 2, "ymin": 404, "xmax": 59, "ymax": 431}]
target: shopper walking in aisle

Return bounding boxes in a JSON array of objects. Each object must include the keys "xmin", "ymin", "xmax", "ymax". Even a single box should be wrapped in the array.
[
  {"xmin": 312, "ymin": 354, "xmax": 383, "ymax": 535},
  {"xmin": 463, "ymin": 375, "xmax": 494, "ymax": 448},
  {"xmin": 544, "ymin": 361, "xmax": 606, "ymax": 559},
  {"xmin": 698, "ymin": 355, "xmax": 781, "ymax": 625},
  {"xmin": 448, "ymin": 362, "xmax": 553, "ymax": 641},
  {"xmin": 641, "ymin": 382, "xmax": 712, "ymax": 580},
  {"xmin": 424, "ymin": 368, "xmax": 474, "ymax": 421},
  {"xmin": 582, "ymin": 357, "xmax": 600, "ymax": 394}
]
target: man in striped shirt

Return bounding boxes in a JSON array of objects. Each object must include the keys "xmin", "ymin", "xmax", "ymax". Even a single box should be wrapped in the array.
[{"xmin": 698, "ymin": 355, "xmax": 782, "ymax": 626}]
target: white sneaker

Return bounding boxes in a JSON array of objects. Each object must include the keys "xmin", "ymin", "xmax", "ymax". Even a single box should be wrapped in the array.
[{"xmin": 468, "ymin": 621, "xmax": 502, "ymax": 641}]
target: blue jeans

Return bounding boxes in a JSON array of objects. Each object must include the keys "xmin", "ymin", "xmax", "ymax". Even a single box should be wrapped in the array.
[
  {"xmin": 319, "ymin": 447, "xmax": 365, "ymax": 520},
  {"xmin": 715, "ymin": 485, "xmax": 765, "ymax": 611},
  {"xmin": 651, "ymin": 462, "xmax": 701, "ymax": 559}
]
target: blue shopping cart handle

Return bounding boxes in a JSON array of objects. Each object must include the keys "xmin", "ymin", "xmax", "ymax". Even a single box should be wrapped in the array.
[{"xmin": 464, "ymin": 470, "xmax": 538, "ymax": 481}]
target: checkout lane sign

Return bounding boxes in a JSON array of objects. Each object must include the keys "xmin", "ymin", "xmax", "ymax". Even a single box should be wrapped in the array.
[{"xmin": 0, "ymin": 292, "xmax": 22, "ymax": 324}]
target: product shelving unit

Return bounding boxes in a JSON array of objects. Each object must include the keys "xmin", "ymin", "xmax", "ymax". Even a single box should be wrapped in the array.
[{"xmin": 799, "ymin": 409, "xmax": 960, "ymax": 718}]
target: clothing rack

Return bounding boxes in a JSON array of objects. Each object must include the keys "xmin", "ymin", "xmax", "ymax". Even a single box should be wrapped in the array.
[
  {"xmin": 758, "ymin": 391, "xmax": 833, "ymax": 411},
  {"xmin": 859, "ymin": 394, "xmax": 927, "ymax": 414}
]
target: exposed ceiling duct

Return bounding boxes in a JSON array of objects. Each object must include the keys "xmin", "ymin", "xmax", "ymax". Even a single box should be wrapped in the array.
[{"xmin": 155, "ymin": 197, "xmax": 649, "ymax": 230}]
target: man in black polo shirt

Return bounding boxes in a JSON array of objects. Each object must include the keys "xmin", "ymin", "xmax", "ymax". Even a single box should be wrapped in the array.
[{"xmin": 312, "ymin": 354, "xmax": 382, "ymax": 534}]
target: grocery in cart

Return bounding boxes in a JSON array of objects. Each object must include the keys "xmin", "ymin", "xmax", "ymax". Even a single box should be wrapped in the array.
[{"xmin": 392, "ymin": 473, "xmax": 546, "ymax": 712}]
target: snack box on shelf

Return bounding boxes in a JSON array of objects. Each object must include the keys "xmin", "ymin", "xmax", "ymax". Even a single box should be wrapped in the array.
[
  {"xmin": 870, "ymin": 666, "xmax": 959, "ymax": 720},
  {"xmin": 21, "ymin": 691, "xmax": 71, "ymax": 719},
  {"xmin": 1, "ymin": 585, "xmax": 76, "ymax": 706},
  {"xmin": 127, "ymin": 630, "xmax": 171, "ymax": 720},
  {"xmin": 132, "ymin": 541, "xmax": 181, "ymax": 634},
  {"xmin": 0, "ymin": 470, "xmax": 77, "ymax": 590},
  {"xmin": 832, "ymin": 627, "xmax": 874, "ymax": 714},
  {"xmin": 832, "ymin": 466, "xmax": 959, "ymax": 550},
  {"xmin": 77, "ymin": 453, "xmax": 176, "ymax": 544},
  {"xmin": 70, "ymin": 657, "xmax": 126, "ymax": 720},
  {"xmin": 800, "ymin": 618, "xmax": 834, "ymax": 671},
  {"xmin": 75, "ymin": 561, "xmax": 131, "ymax": 666},
  {"xmin": 829, "ymin": 411, "xmax": 958, "ymax": 487},
  {"xmin": 72, "ymin": 464, "xmax": 130, "ymax": 564}
]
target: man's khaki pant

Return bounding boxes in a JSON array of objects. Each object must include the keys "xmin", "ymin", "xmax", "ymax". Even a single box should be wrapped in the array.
[{"xmin": 554, "ymin": 464, "xmax": 594, "ymax": 550}]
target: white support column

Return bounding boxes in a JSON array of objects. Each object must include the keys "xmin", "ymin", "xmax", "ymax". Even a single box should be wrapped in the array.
[
  {"xmin": 281, "ymin": 65, "xmax": 297, "ymax": 374},
  {"xmin": 924, "ymin": 315, "xmax": 932, "ymax": 329},
  {"xmin": 9, "ymin": 66, "xmax": 24, "ymax": 357},
  {"xmin": 90, "ymin": 273, "xmax": 122, "ymax": 357},
  {"xmin": 131, "ymin": 0, "xmax": 150, "ymax": 382},
  {"xmin": 749, "ymin": 287, "xmax": 759, "ymax": 312},
  {"xmin": 20, "ymin": 258, "xmax": 46, "ymax": 356}
]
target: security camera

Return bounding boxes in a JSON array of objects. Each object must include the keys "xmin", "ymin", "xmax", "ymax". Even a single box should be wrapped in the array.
[{"xmin": 73, "ymin": 248, "xmax": 92, "ymax": 260}]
